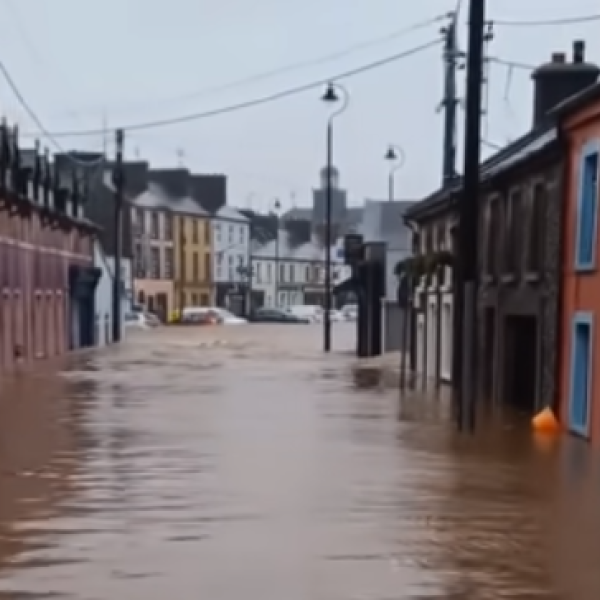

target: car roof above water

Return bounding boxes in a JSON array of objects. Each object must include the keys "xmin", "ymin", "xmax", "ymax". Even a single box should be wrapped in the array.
[{"xmin": 288, "ymin": 305, "xmax": 322, "ymax": 314}]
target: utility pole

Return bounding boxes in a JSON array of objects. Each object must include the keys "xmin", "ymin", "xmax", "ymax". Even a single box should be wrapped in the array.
[
  {"xmin": 112, "ymin": 128, "xmax": 124, "ymax": 343},
  {"xmin": 440, "ymin": 13, "xmax": 460, "ymax": 395},
  {"xmin": 457, "ymin": 0, "xmax": 486, "ymax": 432},
  {"xmin": 273, "ymin": 198, "xmax": 281, "ymax": 307},
  {"xmin": 323, "ymin": 123, "xmax": 333, "ymax": 352},
  {"xmin": 441, "ymin": 11, "xmax": 464, "ymax": 421},
  {"xmin": 441, "ymin": 13, "xmax": 459, "ymax": 184}
]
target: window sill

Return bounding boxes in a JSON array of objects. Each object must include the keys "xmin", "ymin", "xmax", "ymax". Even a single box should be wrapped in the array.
[
  {"xmin": 500, "ymin": 274, "xmax": 516, "ymax": 284},
  {"xmin": 574, "ymin": 264, "xmax": 596, "ymax": 274},
  {"xmin": 482, "ymin": 274, "xmax": 494, "ymax": 284},
  {"xmin": 524, "ymin": 272, "xmax": 541, "ymax": 283}
]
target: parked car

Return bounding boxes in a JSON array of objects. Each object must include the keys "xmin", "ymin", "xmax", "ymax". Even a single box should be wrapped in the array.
[
  {"xmin": 212, "ymin": 308, "xmax": 248, "ymax": 325},
  {"xmin": 124, "ymin": 312, "xmax": 151, "ymax": 330},
  {"xmin": 132, "ymin": 304, "xmax": 163, "ymax": 324},
  {"xmin": 287, "ymin": 305, "xmax": 323, "ymax": 323},
  {"xmin": 144, "ymin": 312, "xmax": 161, "ymax": 327},
  {"xmin": 341, "ymin": 304, "xmax": 358, "ymax": 321},
  {"xmin": 181, "ymin": 307, "xmax": 221, "ymax": 325},
  {"xmin": 326, "ymin": 309, "xmax": 345, "ymax": 322},
  {"xmin": 249, "ymin": 308, "xmax": 310, "ymax": 323}
]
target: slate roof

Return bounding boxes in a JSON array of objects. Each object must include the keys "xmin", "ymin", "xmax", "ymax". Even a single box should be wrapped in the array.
[
  {"xmin": 214, "ymin": 205, "xmax": 248, "ymax": 222},
  {"xmin": 280, "ymin": 205, "xmax": 364, "ymax": 232},
  {"xmin": 404, "ymin": 123, "xmax": 558, "ymax": 222},
  {"xmin": 550, "ymin": 80, "xmax": 600, "ymax": 118},
  {"xmin": 129, "ymin": 182, "xmax": 209, "ymax": 217},
  {"xmin": 252, "ymin": 230, "xmax": 342, "ymax": 262}
]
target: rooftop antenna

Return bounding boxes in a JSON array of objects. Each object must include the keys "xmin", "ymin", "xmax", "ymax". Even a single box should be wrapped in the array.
[
  {"xmin": 290, "ymin": 191, "xmax": 297, "ymax": 208},
  {"xmin": 176, "ymin": 148, "xmax": 185, "ymax": 166}
]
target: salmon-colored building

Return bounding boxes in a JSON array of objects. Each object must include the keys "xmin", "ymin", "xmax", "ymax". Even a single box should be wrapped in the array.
[
  {"xmin": 0, "ymin": 125, "xmax": 99, "ymax": 377},
  {"xmin": 558, "ymin": 82, "xmax": 600, "ymax": 442}
]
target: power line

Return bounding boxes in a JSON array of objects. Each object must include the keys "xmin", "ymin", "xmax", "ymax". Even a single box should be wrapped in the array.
[
  {"xmin": 488, "ymin": 56, "xmax": 535, "ymax": 71},
  {"xmin": 0, "ymin": 60, "xmax": 106, "ymax": 166},
  {"xmin": 22, "ymin": 38, "xmax": 442, "ymax": 139},
  {"xmin": 492, "ymin": 13, "xmax": 600, "ymax": 27},
  {"xmin": 59, "ymin": 13, "xmax": 448, "ymax": 117}
]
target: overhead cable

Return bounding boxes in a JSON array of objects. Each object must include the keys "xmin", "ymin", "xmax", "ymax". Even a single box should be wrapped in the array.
[
  {"xmin": 0, "ymin": 60, "xmax": 106, "ymax": 166},
  {"xmin": 22, "ymin": 38, "xmax": 442, "ymax": 139},
  {"xmin": 488, "ymin": 56, "xmax": 535, "ymax": 71},
  {"xmin": 492, "ymin": 14, "xmax": 600, "ymax": 27},
  {"xmin": 102, "ymin": 13, "xmax": 449, "ymax": 113}
]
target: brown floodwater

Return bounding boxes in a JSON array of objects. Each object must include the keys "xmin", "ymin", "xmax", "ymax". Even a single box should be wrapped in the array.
[{"xmin": 0, "ymin": 323, "xmax": 599, "ymax": 599}]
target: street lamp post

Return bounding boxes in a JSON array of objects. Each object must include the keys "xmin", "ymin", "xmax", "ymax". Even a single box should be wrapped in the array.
[
  {"xmin": 236, "ymin": 264, "xmax": 254, "ymax": 316},
  {"xmin": 384, "ymin": 144, "xmax": 405, "ymax": 202},
  {"xmin": 273, "ymin": 198, "xmax": 281, "ymax": 307},
  {"xmin": 321, "ymin": 82, "xmax": 349, "ymax": 352}
]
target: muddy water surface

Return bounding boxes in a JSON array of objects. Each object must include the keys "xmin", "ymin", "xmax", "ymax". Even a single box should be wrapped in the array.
[{"xmin": 0, "ymin": 324, "xmax": 599, "ymax": 599}]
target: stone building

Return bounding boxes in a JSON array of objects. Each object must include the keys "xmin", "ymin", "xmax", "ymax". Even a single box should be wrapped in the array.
[{"xmin": 405, "ymin": 42, "xmax": 598, "ymax": 414}]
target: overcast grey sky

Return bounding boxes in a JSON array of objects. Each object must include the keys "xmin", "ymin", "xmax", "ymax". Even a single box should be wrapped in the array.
[{"xmin": 2, "ymin": 0, "xmax": 600, "ymax": 211}]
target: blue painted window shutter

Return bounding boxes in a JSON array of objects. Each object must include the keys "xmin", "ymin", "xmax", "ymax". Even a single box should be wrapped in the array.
[{"xmin": 575, "ymin": 145, "xmax": 599, "ymax": 270}]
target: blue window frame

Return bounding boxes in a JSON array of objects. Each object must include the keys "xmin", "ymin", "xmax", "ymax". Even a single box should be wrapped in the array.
[
  {"xmin": 575, "ymin": 140, "xmax": 600, "ymax": 270},
  {"xmin": 568, "ymin": 312, "xmax": 593, "ymax": 437}
]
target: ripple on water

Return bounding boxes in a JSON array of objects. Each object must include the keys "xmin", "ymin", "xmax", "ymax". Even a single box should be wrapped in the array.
[{"xmin": 0, "ymin": 325, "xmax": 599, "ymax": 599}]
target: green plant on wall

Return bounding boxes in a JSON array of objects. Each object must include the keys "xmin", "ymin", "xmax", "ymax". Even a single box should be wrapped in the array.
[{"xmin": 394, "ymin": 250, "xmax": 453, "ymax": 282}]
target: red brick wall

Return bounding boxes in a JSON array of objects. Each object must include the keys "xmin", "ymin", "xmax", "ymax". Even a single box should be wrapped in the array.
[{"xmin": 0, "ymin": 209, "xmax": 94, "ymax": 376}]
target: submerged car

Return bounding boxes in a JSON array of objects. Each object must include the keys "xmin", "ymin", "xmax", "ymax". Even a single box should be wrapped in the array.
[
  {"xmin": 124, "ymin": 312, "xmax": 151, "ymax": 330},
  {"xmin": 212, "ymin": 308, "xmax": 248, "ymax": 325},
  {"xmin": 340, "ymin": 304, "xmax": 358, "ymax": 321},
  {"xmin": 249, "ymin": 308, "xmax": 310, "ymax": 323},
  {"xmin": 181, "ymin": 307, "xmax": 221, "ymax": 325}
]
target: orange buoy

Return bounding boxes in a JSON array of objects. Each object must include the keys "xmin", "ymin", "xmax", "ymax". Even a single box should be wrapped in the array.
[{"xmin": 532, "ymin": 407, "xmax": 559, "ymax": 433}]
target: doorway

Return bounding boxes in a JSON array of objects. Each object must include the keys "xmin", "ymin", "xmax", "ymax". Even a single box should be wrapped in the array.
[
  {"xmin": 503, "ymin": 315, "xmax": 538, "ymax": 413},
  {"xmin": 483, "ymin": 307, "xmax": 495, "ymax": 401},
  {"xmin": 156, "ymin": 293, "xmax": 168, "ymax": 322}
]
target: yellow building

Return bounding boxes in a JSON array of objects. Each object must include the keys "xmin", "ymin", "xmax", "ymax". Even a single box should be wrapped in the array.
[{"xmin": 173, "ymin": 208, "xmax": 213, "ymax": 310}]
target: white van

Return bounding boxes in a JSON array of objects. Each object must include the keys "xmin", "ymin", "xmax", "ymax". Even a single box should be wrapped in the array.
[{"xmin": 287, "ymin": 305, "xmax": 323, "ymax": 323}]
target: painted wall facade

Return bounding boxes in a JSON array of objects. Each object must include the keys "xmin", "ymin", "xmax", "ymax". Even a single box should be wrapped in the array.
[
  {"xmin": 0, "ymin": 206, "xmax": 95, "ymax": 375},
  {"xmin": 559, "ymin": 97, "xmax": 600, "ymax": 443},
  {"xmin": 94, "ymin": 240, "xmax": 133, "ymax": 346},
  {"xmin": 174, "ymin": 214, "xmax": 212, "ymax": 309},
  {"xmin": 212, "ymin": 208, "xmax": 250, "ymax": 310},
  {"xmin": 132, "ymin": 205, "xmax": 174, "ymax": 320}
]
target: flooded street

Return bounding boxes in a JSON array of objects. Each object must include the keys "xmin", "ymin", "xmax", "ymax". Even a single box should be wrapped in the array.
[{"xmin": 1, "ymin": 324, "xmax": 600, "ymax": 599}]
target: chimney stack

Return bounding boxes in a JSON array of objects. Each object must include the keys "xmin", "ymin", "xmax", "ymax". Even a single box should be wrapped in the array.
[{"xmin": 531, "ymin": 40, "xmax": 599, "ymax": 128}]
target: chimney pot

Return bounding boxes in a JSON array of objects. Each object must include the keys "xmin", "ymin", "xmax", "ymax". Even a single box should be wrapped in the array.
[
  {"xmin": 573, "ymin": 40, "xmax": 585, "ymax": 63},
  {"xmin": 551, "ymin": 53, "xmax": 566, "ymax": 64}
]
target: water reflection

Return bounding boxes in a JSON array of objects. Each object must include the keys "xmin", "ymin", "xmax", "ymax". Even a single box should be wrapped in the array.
[
  {"xmin": 0, "ymin": 325, "xmax": 598, "ymax": 599},
  {"xmin": 0, "ymin": 373, "xmax": 92, "ymax": 579}
]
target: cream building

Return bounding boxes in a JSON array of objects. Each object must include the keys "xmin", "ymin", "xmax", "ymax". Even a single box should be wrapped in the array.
[{"xmin": 131, "ymin": 187, "xmax": 175, "ymax": 321}]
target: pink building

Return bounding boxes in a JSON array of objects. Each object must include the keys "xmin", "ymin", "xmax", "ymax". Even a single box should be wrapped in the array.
[{"xmin": 0, "ymin": 125, "xmax": 99, "ymax": 376}]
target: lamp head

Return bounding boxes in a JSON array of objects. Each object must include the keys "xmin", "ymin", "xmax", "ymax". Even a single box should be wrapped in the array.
[
  {"xmin": 321, "ymin": 83, "xmax": 339, "ymax": 103},
  {"xmin": 384, "ymin": 146, "xmax": 397, "ymax": 161}
]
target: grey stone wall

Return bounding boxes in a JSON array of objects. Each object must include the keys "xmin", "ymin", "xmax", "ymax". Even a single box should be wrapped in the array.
[
  {"xmin": 475, "ymin": 161, "xmax": 562, "ymax": 407},
  {"xmin": 540, "ymin": 164, "xmax": 562, "ymax": 408}
]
